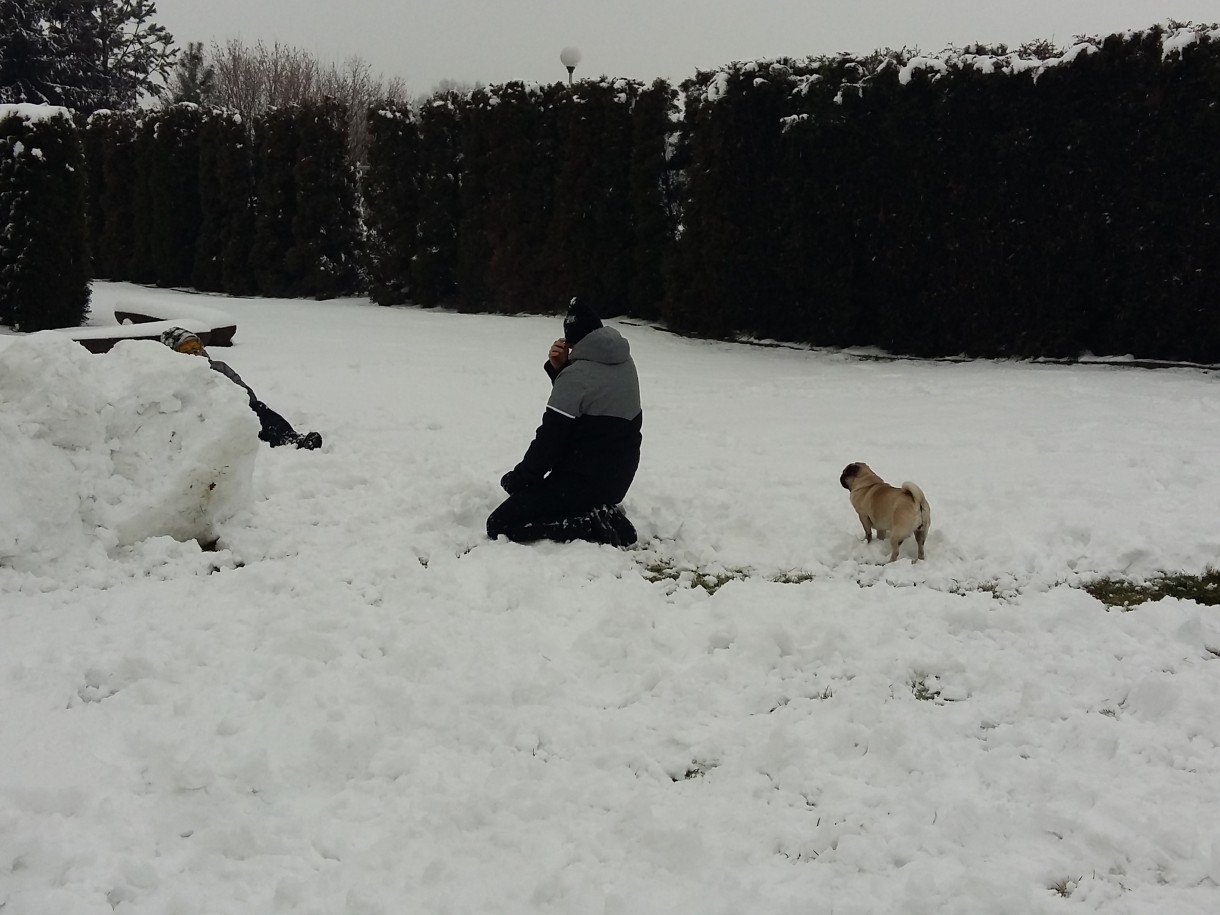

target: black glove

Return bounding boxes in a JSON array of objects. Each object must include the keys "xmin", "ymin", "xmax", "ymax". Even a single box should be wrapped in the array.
[{"xmin": 500, "ymin": 469, "xmax": 536, "ymax": 495}]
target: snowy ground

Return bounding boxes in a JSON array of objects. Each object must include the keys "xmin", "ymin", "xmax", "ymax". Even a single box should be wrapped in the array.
[{"xmin": 2, "ymin": 281, "xmax": 1220, "ymax": 914}]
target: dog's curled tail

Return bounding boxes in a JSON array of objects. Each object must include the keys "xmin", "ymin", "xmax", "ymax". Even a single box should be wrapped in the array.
[{"xmin": 901, "ymin": 482, "xmax": 931, "ymax": 531}]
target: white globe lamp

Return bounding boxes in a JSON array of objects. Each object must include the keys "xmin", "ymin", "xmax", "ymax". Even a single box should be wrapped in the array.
[{"xmin": 560, "ymin": 47, "xmax": 582, "ymax": 85}]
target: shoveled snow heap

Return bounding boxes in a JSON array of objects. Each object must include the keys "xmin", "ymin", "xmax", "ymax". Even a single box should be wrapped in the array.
[{"xmin": 0, "ymin": 333, "xmax": 258, "ymax": 576}]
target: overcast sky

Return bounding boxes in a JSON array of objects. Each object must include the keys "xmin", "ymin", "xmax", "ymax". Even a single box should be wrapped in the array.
[{"xmin": 153, "ymin": 1, "xmax": 1217, "ymax": 93}]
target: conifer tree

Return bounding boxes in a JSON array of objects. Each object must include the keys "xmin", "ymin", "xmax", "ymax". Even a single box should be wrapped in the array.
[
  {"xmin": 1, "ymin": 0, "xmax": 177, "ymax": 113},
  {"xmin": 413, "ymin": 95, "xmax": 462, "ymax": 306},
  {"xmin": 194, "ymin": 108, "xmax": 254, "ymax": 294},
  {"xmin": 92, "ymin": 109, "xmax": 140, "ymax": 280},
  {"xmin": 1152, "ymin": 27, "xmax": 1220, "ymax": 363},
  {"xmin": 215, "ymin": 117, "xmax": 257, "ymax": 296},
  {"xmin": 0, "ymin": 107, "xmax": 90, "ymax": 330},
  {"xmin": 545, "ymin": 78, "xmax": 638, "ymax": 316},
  {"xmin": 43, "ymin": 1, "xmax": 105, "ymax": 111},
  {"xmin": 167, "ymin": 40, "xmax": 215, "ymax": 105},
  {"xmin": 362, "ymin": 101, "xmax": 420, "ymax": 305},
  {"xmin": 289, "ymin": 98, "xmax": 361, "ymax": 298},
  {"xmin": 250, "ymin": 106, "xmax": 299, "ymax": 297},
  {"xmin": 0, "ymin": 0, "xmax": 56, "ymax": 105},
  {"xmin": 477, "ymin": 81, "xmax": 561, "ymax": 314},
  {"xmin": 82, "ymin": 111, "xmax": 108, "ymax": 269},
  {"xmin": 455, "ymin": 89, "xmax": 493, "ymax": 312},
  {"xmin": 84, "ymin": 0, "xmax": 177, "ymax": 111},
  {"xmin": 252, "ymin": 101, "xmax": 361, "ymax": 299},
  {"xmin": 777, "ymin": 56, "xmax": 868, "ymax": 349},
  {"xmin": 666, "ymin": 60, "xmax": 813, "ymax": 339},
  {"xmin": 627, "ymin": 79, "xmax": 678, "ymax": 320},
  {"xmin": 125, "ymin": 113, "xmax": 158, "ymax": 283},
  {"xmin": 148, "ymin": 103, "xmax": 203, "ymax": 287}
]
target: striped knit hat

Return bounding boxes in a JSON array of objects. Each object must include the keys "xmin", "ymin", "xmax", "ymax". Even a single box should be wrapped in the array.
[{"xmin": 159, "ymin": 327, "xmax": 203, "ymax": 353}]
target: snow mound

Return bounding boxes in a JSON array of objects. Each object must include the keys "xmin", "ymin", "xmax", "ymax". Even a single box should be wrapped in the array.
[{"xmin": 0, "ymin": 334, "xmax": 259, "ymax": 576}]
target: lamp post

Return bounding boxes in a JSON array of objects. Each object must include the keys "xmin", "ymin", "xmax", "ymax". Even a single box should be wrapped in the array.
[{"xmin": 560, "ymin": 47, "xmax": 582, "ymax": 86}]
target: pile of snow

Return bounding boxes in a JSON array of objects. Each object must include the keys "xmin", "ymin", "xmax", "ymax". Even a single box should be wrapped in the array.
[{"xmin": 0, "ymin": 333, "xmax": 258, "ymax": 577}]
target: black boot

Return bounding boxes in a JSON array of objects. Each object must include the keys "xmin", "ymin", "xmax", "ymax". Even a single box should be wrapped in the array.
[
  {"xmin": 574, "ymin": 505, "xmax": 636, "ymax": 547},
  {"xmin": 603, "ymin": 504, "xmax": 637, "ymax": 547},
  {"xmin": 509, "ymin": 505, "xmax": 636, "ymax": 547}
]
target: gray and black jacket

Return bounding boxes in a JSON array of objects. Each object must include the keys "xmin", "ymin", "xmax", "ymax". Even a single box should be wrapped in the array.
[
  {"xmin": 514, "ymin": 326, "xmax": 642, "ymax": 503},
  {"xmin": 208, "ymin": 357, "xmax": 299, "ymax": 446},
  {"xmin": 207, "ymin": 358, "xmax": 258, "ymax": 407}
]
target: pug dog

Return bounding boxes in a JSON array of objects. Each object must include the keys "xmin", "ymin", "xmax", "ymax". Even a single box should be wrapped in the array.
[{"xmin": 839, "ymin": 462, "xmax": 932, "ymax": 562}]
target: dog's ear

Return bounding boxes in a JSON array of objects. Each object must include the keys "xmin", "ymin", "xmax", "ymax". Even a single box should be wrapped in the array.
[{"xmin": 839, "ymin": 463, "xmax": 859, "ymax": 489}]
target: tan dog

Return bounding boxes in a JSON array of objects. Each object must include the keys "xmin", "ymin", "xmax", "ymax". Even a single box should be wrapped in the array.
[{"xmin": 839, "ymin": 462, "xmax": 932, "ymax": 562}]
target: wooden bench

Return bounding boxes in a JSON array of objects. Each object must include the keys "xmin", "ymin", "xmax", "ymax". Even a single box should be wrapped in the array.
[
  {"xmin": 114, "ymin": 310, "xmax": 236, "ymax": 347},
  {"xmin": 113, "ymin": 299, "xmax": 237, "ymax": 347},
  {"xmin": 56, "ymin": 320, "xmax": 216, "ymax": 354}
]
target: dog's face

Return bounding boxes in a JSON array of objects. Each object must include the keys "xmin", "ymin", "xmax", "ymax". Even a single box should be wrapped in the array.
[{"xmin": 839, "ymin": 462, "xmax": 874, "ymax": 491}]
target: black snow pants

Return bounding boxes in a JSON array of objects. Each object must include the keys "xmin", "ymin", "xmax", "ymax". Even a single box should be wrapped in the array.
[{"xmin": 486, "ymin": 478, "xmax": 634, "ymax": 546}]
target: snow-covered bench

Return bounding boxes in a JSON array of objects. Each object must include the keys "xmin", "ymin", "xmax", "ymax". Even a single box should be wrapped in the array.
[
  {"xmin": 54, "ymin": 319, "xmax": 215, "ymax": 354},
  {"xmin": 113, "ymin": 299, "xmax": 237, "ymax": 347}
]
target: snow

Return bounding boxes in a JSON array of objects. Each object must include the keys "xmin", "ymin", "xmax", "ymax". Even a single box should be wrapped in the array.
[
  {"xmin": 111, "ymin": 290, "xmax": 237, "ymax": 332},
  {"xmin": 704, "ymin": 21, "xmax": 1219, "ymax": 100},
  {"xmin": 898, "ymin": 56, "xmax": 948, "ymax": 85},
  {"xmin": 898, "ymin": 43, "xmax": 1103, "ymax": 86},
  {"xmin": 3, "ymin": 281, "xmax": 1220, "ymax": 913},
  {"xmin": 1162, "ymin": 25, "xmax": 1220, "ymax": 59},
  {"xmin": 0, "ymin": 103, "xmax": 73, "ymax": 124}
]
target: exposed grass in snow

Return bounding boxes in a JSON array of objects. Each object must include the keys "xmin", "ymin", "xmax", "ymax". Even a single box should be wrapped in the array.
[
  {"xmin": 1085, "ymin": 567, "xmax": 1220, "ymax": 609},
  {"xmin": 1050, "ymin": 876, "xmax": 1083, "ymax": 898},
  {"xmin": 640, "ymin": 553, "xmax": 1220, "ymax": 610},
  {"xmin": 636, "ymin": 556, "xmax": 815, "ymax": 594}
]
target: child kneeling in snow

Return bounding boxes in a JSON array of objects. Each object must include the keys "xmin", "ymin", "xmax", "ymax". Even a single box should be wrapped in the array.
[
  {"xmin": 487, "ymin": 298, "xmax": 641, "ymax": 547},
  {"xmin": 160, "ymin": 327, "xmax": 322, "ymax": 450}
]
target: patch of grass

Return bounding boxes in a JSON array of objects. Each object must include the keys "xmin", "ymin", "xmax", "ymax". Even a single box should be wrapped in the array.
[
  {"xmin": 1084, "ymin": 568, "xmax": 1220, "ymax": 609},
  {"xmin": 639, "ymin": 559, "xmax": 826, "ymax": 595},
  {"xmin": 1050, "ymin": 877, "xmax": 1081, "ymax": 898},
  {"xmin": 635, "ymin": 556, "xmax": 1220, "ymax": 610},
  {"xmin": 910, "ymin": 674, "xmax": 942, "ymax": 702},
  {"xmin": 947, "ymin": 580, "xmax": 1010, "ymax": 600},
  {"xmin": 673, "ymin": 761, "xmax": 715, "ymax": 781},
  {"xmin": 639, "ymin": 558, "xmax": 748, "ymax": 595},
  {"xmin": 769, "ymin": 686, "xmax": 835, "ymax": 712},
  {"xmin": 638, "ymin": 556, "xmax": 1028, "ymax": 603}
]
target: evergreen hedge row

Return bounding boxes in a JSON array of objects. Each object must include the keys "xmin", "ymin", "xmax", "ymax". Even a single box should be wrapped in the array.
[
  {"xmin": 8, "ymin": 24, "xmax": 1219, "ymax": 363},
  {"xmin": 669, "ymin": 25, "xmax": 1220, "ymax": 361},
  {"xmin": 359, "ymin": 25, "xmax": 1219, "ymax": 361}
]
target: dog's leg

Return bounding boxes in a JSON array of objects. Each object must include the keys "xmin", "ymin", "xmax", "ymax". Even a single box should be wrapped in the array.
[
  {"xmin": 859, "ymin": 516, "xmax": 873, "ymax": 543},
  {"xmin": 888, "ymin": 537, "xmax": 904, "ymax": 563},
  {"xmin": 875, "ymin": 529, "xmax": 887, "ymax": 541},
  {"xmin": 914, "ymin": 525, "xmax": 927, "ymax": 561}
]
